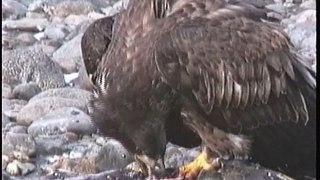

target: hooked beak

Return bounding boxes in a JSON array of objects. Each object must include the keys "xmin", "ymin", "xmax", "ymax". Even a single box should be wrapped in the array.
[{"xmin": 135, "ymin": 154, "xmax": 165, "ymax": 176}]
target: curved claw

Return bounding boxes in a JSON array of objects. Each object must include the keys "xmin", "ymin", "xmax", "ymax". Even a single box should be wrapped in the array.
[{"xmin": 179, "ymin": 151, "xmax": 221, "ymax": 179}]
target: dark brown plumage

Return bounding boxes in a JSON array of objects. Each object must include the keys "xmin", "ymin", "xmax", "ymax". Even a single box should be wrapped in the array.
[
  {"xmin": 83, "ymin": 0, "xmax": 316, "ymax": 178},
  {"xmin": 81, "ymin": 16, "xmax": 114, "ymax": 77}
]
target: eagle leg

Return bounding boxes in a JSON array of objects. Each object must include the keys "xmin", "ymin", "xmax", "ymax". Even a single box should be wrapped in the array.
[{"xmin": 179, "ymin": 147, "xmax": 221, "ymax": 179}]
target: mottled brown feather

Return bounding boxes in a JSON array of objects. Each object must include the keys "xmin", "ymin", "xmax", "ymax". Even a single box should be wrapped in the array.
[
  {"xmin": 154, "ymin": 4, "xmax": 313, "ymax": 131},
  {"xmin": 84, "ymin": 0, "xmax": 315, "ymax": 178}
]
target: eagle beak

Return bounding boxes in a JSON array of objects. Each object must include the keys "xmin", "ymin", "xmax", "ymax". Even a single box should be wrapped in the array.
[{"xmin": 135, "ymin": 154, "xmax": 166, "ymax": 176}]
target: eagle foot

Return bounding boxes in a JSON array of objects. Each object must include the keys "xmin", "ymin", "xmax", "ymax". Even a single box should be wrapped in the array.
[{"xmin": 179, "ymin": 151, "xmax": 221, "ymax": 180}]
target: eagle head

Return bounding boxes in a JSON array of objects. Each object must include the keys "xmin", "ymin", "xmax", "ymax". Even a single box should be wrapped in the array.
[{"xmin": 89, "ymin": 91, "xmax": 169, "ymax": 176}]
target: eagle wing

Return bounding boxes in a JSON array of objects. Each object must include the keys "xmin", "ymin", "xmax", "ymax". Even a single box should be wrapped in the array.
[
  {"xmin": 81, "ymin": 16, "xmax": 114, "ymax": 76},
  {"xmin": 154, "ymin": 7, "xmax": 316, "ymax": 132}
]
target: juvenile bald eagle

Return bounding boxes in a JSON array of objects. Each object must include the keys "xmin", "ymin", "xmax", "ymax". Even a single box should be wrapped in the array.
[{"xmin": 84, "ymin": 0, "xmax": 316, "ymax": 179}]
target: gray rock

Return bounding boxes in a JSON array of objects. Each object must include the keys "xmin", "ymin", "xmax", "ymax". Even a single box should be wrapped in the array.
[
  {"xmin": 101, "ymin": 0, "xmax": 129, "ymax": 17},
  {"xmin": 2, "ymin": 83, "xmax": 13, "ymax": 99},
  {"xmin": 34, "ymin": 134, "xmax": 68, "ymax": 155},
  {"xmin": 33, "ymin": 43, "xmax": 60, "ymax": 56},
  {"xmin": 53, "ymin": 1, "xmax": 98, "ymax": 17},
  {"xmin": 12, "ymin": 82, "xmax": 42, "ymax": 101},
  {"xmin": 28, "ymin": 107, "xmax": 96, "ymax": 137},
  {"xmin": 14, "ymin": 0, "xmax": 35, "ymax": 7},
  {"xmin": 29, "ymin": 87, "xmax": 91, "ymax": 103},
  {"xmin": 5, "ymin": 159, "xmax": 36, "ymax": 176},
  {"xmin": 2, "ymin": 99, "xmax": 28, "ymax": 120},
  {"xmin": 265, "ymin": 3, "xmax": 287, "ymax": 15},
  {"xmin": 15, "ymin": 33, "xmax": 37, "ymax": 46},
  {"xmin": 2, "ymin": 46, "xmax": 66, "ymax": 91},
  {"xmin": 300, "ymin": 0, "xmax": 316, "ymax": 9},
  {"xmin": 63, "ymin": 141, "xmax": 102, "ymax": 158},
  {"xmin": 2, "ymin": 122, "xmax": 18, "ymax": 133},
  {"xmin": 2, "ymin": 132, "xmax": 36, "ymax": 156},
  {"xmin": 25, "ymin": 11, "xmax": 47, "ymax": 18},
  {"xmin": 165, "ymin": 144, "xmax": 201, "ymax": 168},
  {"xmin": 9, "ymin": 125, "xmax": 28, "ymax": 134},
  {"xmin": 64, "ymin": 14, "xmax": 92, "ymax": 27},
  {"xmin": 69, "ymin": 150, "xmax": 85, "ymax": 159},
  {"xmin": 52, "ymin": 33, "xmax": 84, "ymax": 73},
  {"xmin": 6, "ymin": 160, "xmax": 20, "ymax": 176},
  {"xmin": 283, "ymin": 10, "xmax": 316, "ymax": 66},
  {"xmin": 44, "ymin": 23, "xmax": 69, "ymax": 41},
  {"xmin": 2, "ymin": 31, "xmax": 38, "ymax": 50},
  {"xmin": 164, "ymin": 146, "xmax": 184, "ymax": 169},
  {"xmin": 95, "ymin": 139, "xmax": 134, "ymax": 172},
  {"xmin": 3, "ymin": 17, "xmax": 49, "ymax": 32},
  {"xmin": 87, "ymin": 11, "xmax": 106, "ymax": 20},
  {"xmin": 2, "ymin": 157, "xmax": 8, "ymax": 171},
  {"xmin": 27, "ymin": 0, "xmax": 61, "ymax": 12},
  {"xmin": 16, "ymin": 97, "xmax": 88, "ymax": 126},
  {"xmin": 2, "ymin": 98, "xmax": 11, "ymax": 112},
  {"xmin": 2, "ymin": 113, "xmax": 11, "ymax": 129},
  {"xmin": 2, "ymin": 0, "xmax": 28, "ymax": 18},
  {"xmin": 87, "ymin": 0, "xmax": 112, "ymax": 7},
  {"xmin": 16, "ymin": 161, "xmax": 36, "ymax": 176}
]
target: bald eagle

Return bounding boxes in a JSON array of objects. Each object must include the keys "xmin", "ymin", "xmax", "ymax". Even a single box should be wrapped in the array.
[{"xmin": 83, "ymin": 0, "xmax": 316, "ymax": 179}]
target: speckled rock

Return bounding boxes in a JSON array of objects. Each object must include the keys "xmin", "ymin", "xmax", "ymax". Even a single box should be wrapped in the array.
[
  {"xmin": 2, "ymin": 99, "xmax": 28, "ymax": 119},
  {"xmin": 2, "ymin": 113, "xmax": 11, "ymax": 129},
  {"xmin": 12, "ymin": 82, "xmax": 42, "ymax": 101},
  {"xmin": 25, "ymin": 11, "xmax": 46, "ymax": 18},
  {"xmin": 95, "ymin": 139, "xmax": 134, "ymax": 172},
  {"xmin": 299, "ymin": 0, "xmax": 316, "ymax": 9},
  {"xmin": 44, "ymin": 23, "xmax": 69, "ymax": 41},
  {"xmin": 101, "ymin": 0, "xmax": 129, "ymax": 17},
  {"xmin": 53, "ymin": 1, "xmax": 98, "ymax": 17},
  {"xmin": 2, "ymin": 0, "xmax": 28, "ymax": 18},
  {"xmin": 16, "ymin": 33, "xmax": 37, "ymax": 46},
  {"xmin": 5, "ymin": 160, "xmax": 36, "ymax": 176},
  {"xmin": 3, "ymin": 17, "xmax": 49, "ymax": 31},
  {"xmin": 16, "ymin": 97, "xmax": 88, "ymax": 126},
  {"xmin": 2, "ymin": 46, "xmax": 66, "ymax": 90},
  {"xmin": 28, "ymin": 107, "xmax": 96, "ymax": 137},
  {"xmin": 52, "ymin": 33, "xmax": 84, "ymax": 73},
  {"xmin": 9, "ymin": 125, "xmax": 28, "ymax": 134},
  {"xmin": 2, "ymin": 122, "xmax": 18, "ymax": 133},
  {"xmin": 283, "ymin": 9, "xmax": 316, "ymax": 66},
  {"xmin": 63, "ymin": 140, "xmax": 102, "ymax": 158},
  {"xmin": 29, "ymin": 87, "xmax": 91, "ymax": 103},
  {"xmin": 33, "ymin": 43, "xmax": 59, "ymax": 56},
  {"xmin": 2, "ymin": 132, "xmax": 36, "ymax": 156},
  {"xmin": 165, "ymin": 144, "xmax": 201, "ymax": 169},
  {"xmin": 64, "ymin": 14, "xmax": 92, "ymax": 27},
  {"xmin": 34, "ymin": 133, "xmax": 77, "ymax": 155},
  {"xmin": 2, "ymin": 83, "xmax": 13, "ymax": 99}
]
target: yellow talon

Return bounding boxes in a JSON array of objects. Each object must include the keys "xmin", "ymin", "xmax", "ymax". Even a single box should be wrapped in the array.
[{"xmin": 179, "ymin": 151, "xmax": 219, "ymax": 179}]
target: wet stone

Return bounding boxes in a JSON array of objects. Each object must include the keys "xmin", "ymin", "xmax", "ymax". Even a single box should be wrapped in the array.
[{"xmin": 12, "ymin": 82, "xmax": 42, "ymax": 101}]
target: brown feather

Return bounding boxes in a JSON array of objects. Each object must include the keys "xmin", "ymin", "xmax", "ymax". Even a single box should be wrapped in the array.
[{"xmin": 85, "ymin": 0, "xmax": 315, "ymax": 178}]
